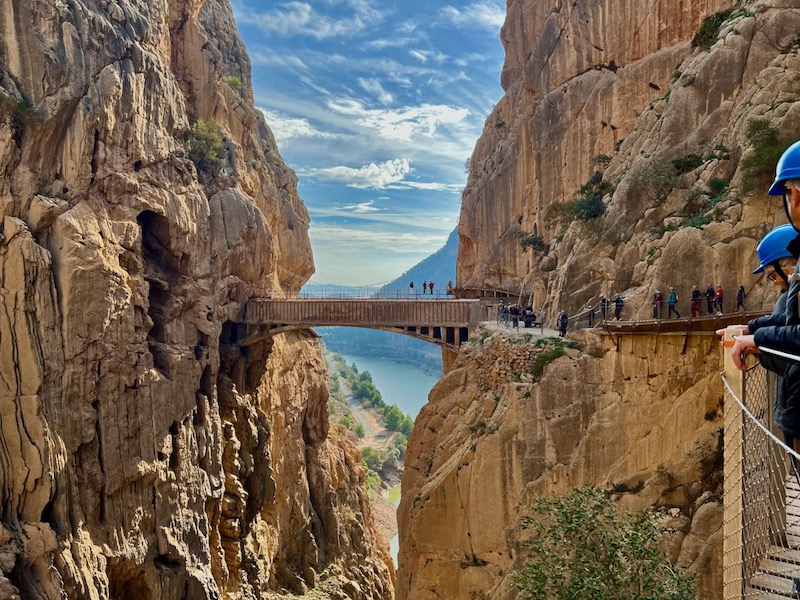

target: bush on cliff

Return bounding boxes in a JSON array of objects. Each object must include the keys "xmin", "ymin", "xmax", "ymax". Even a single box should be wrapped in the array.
[
  {"xmin": 514, "ymin": 486, "xmax": 696, "ymax": 600},
  {"xmin": 189, "ymin": 118, "xmax": 226, "ymax": 172}
]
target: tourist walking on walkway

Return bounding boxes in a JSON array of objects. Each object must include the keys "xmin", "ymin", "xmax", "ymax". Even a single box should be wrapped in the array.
[
  {"xmin": 587, "ymin": 302, "xmax": 595, "ymax": 327},
  {"xmin": 691, "ymin": 285, "xmax": 702, "ymax": 317},
  {"xmin": 409, "ymin": 281, "xmax": 414, "ymax": 297},
  {"xmin": 705, "ymin": 283, "xmax": 715, "ymax": 315},
  {"xmin": 668, "ymin": 287, "xmax": 680, "ymax": 318},
  {"xmin": 614, "ymin": 294, "xmax": 624, "ymax": 320},
  {"xmin": 652, "ymin": 289, "xmax": 663, "ymax": 319},
  {"xmin": 429, "ymin": 281, "xmax": 435, "ymax": 295},
  {"xmin": 737, "ymin": 284, "xmax": 746, "ymax": 311},
  {"xmin": 716, "ymin": 285, "xmax": 724, "ymax": 315},
  {"xmin": 423, "ymin": 281, "xmax": 428, "ymax": 294},
  {"xmin": 558, "ymin": 310, "xmax": 568, "ymax": 336},
  {"xmin": 600, "ymin": 295, "xmax": 608, "ymax": 321}
]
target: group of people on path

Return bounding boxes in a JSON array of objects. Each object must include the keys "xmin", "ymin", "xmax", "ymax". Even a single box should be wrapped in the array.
[
  {"xmin": 407, "ymin": 280, "xmax": 454, "ymax": 296},
  {"xmin": 496, "ymin": 303, "xmax": 537, "ymax": 330}
]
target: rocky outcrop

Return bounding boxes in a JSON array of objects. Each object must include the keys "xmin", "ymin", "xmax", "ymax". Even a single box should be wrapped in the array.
[
  {"xmin": 458, "ymin": 0, "xmax": 800, "ymax": 320},
  {"xmin": 0, "ymin": 1, "xmax": 392, "ymax": 598},
  {"xmin": 398, "ymin": 329, "xmax": 724, "ymax": 599}
]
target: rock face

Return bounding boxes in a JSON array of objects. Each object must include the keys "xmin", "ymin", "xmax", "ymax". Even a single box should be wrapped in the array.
[
  {"xmin": 458, "ymin": 0, "xmax": 800, "ymax": 320},
  {"xmin": 398, "ymin": 330, "xmax": 724, "ymax": 599},
  {"xmin": 0, "ymin": 1, "xmax": 393, "ymax": 599},
  {"xmin": 397, "ymin": 0, "xmax": 800, "ymax": 598}
]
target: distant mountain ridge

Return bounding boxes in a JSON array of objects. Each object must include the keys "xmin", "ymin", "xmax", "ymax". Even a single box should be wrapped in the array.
[{"xmin": 303, "ymin": 228, "xmax": 458, "ymax": 371}]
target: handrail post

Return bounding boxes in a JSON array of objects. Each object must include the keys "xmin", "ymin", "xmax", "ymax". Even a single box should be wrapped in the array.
[{"xmin": 723, "ymin": 327, "xmax": 747, "ymax": 598}]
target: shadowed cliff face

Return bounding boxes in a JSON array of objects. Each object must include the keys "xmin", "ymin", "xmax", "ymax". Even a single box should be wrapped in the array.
[
  {"xmin": 0, "ymin": 1, "xmax": 393, "ymax": 598},
  {"xmin": 458, "ymin": 0, "xmax": 800, "ymax": 321}
]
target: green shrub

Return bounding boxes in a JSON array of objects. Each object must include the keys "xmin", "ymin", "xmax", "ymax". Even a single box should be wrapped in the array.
[
  {"xmin": 741, "ymin": 118, "xmax": 792, "ymax": 193},
  {"xmin": 692, "ymin": 9, "xmax": 733, "ymax": 50},
  {"xmin": 672, "ymin": 154, "xmax": 704, "ymax": 175},
  {"xmin": 546, "ymin": 172, "xmax": 609, "ymax": 227},
  {"xmin": 189, "ymin": 119, "xmax": 225, "ymax": 172},
  {"xmin": 531, "ymin": 347, "xmax": 566, "ymax": 381},
  {"xmin": 520, "ymin": 234, "xmax": 549, "ymax": 252},
  {"xmin": 223, "ymin": 76, "xmax": 243, "ymax": 92},
  {"xmin": 514, "ymin": 486, "xmax": 696, "ymax": 600},
  {"xmin": 628, "ymin": 160, "xmax": 680, "ymax": 203},
  {"xmin": 573, "ymin": 193, "xmax": 606, "ymax": 221},
  {"xmin": 684, "ymin": 212, "xmax": 712, "ymax": 229}
]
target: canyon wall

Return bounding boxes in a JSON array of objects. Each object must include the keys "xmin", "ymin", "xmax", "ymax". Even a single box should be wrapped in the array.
[
  {"xmin": 400, "ymin": 329, "xmax": 725, "ymax": 599},
  {"xmin": 458, "ymin": 0, "xmax": 800, "ymax": 320},
  {"xmin": 398, "ymin": 0, "xmax": 800, "ymax": 598},
  {"xmin": 0, "ymin": 1, "xmax": 392, "ymax": 599}
]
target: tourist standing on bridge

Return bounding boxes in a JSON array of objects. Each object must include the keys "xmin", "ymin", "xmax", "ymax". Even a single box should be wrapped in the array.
[
  {"xmin": 721, "ymin": 224, "xmax": 800, "ymax": 454},
  {"xmin": 587, "ymin": 302, "xmax": 595, "ymax": 327},
  {"xmin": 422, "ymin": 281, "xmax": 428, "ymax": 294},
  {"xmin": 614, "ymin": 294, "xmax": 624, "ymax": 320},
  {"xmin": 558, "ymin": 310, "xmax": 568, "ymax": 336},
  {"xmin": 668, "ymin": 287, "xmax": 680, "ymax": 318},
  {"xmin": 429, "ymin": 281, "xmax": 435, "ymax": 295},
  {"xmin": 600, "ymin": 295, "xmax": 608, "ymax": 321},
  {"xmin": 409, "ymin": 281, "xmax": 415, "ymax": 296},
  {"xmin": 737, "ymin": 284, "xmax": 746, "ymax": 311},
  {"xmin": 715, "ymin": 285, "xmax": 724, "ymax": 315},
  {"xmin": 721, "ymin": 141, "xmax": 800, "ymax": 375},
  {"xmin": 652, "ymin": 289, "xmax": 663, "ymax": 319},
  {"xmin": 690, "ymin": 285, "xmax": 702, "ymax": 316},
  {"xmin": 705, "ymin": 283, "xmax": 716, "ymax": 314}
]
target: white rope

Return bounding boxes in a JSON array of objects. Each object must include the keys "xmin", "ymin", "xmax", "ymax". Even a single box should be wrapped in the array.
[{"xmin": 720, "ymin": 371, "xmax": 800, "ymax": 462}]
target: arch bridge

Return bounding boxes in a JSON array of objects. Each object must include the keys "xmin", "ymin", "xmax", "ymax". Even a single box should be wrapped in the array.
[{"xmin": 237, "ymin": 298, "xmax": 483, "ymax": 350}]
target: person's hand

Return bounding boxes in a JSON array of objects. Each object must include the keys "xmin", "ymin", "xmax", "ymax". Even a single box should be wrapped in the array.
[
  {"xmin": 730, "ymin": 334, "xmax": 759, "ymax": 370},
  {"xmin": 715, "ymin": 325, "xmax": 750, "ymax": 337}
]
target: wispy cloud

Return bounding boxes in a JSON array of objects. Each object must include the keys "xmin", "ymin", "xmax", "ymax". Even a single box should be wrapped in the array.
[
  {"xmin": 259, "ymin": 108, "xmax": 339, "ymax": 144},
  {"xmin": 358, "ymin": 78, "xmax": 393, "ymax": 105},
  {"xmin": 300, "ymin": 158, "xmax": 412, "ymax": 189},
  {"xmin": 342, "ymin": 200, "xmax": 382, "ymax": 213},
  {"xmin": 326, "ymin": 98, "xmax": 470, "ymax": 142},
  {"xmin": 440, "ymin": 2, "xmax": 505, "ymax": 31},
  {"xmin": 234, "ymin": 1, "xmax": 384, "ymax": 39}
]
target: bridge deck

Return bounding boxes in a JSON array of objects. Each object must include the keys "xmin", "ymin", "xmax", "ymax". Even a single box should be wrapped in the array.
[
  {"xmin": 244, "ymin": 298, "xmax": 480, "ymax": 327},
  {"xmin": 602, "ymin": 311, "xmax": 769, "ymax": 334}
]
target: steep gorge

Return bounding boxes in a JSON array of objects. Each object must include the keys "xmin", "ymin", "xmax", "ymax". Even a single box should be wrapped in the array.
[{"xmin": 0, "ymin": 1, "xmax": 392, "ymax": 599}]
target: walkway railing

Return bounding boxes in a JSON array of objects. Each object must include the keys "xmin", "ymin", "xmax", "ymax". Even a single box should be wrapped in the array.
[{"xmin": 722, "ymin": 328, "xmax": 800, "ymax": 598}]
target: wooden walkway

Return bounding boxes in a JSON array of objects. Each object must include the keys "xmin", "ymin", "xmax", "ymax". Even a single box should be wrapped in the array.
[
  {"xmin": 747, "ymin": 478, "xmax": 800, "ymax": 597},
  {"xmin": 240, "ymin": 298, "xmax": 483, "ymax": 349}
]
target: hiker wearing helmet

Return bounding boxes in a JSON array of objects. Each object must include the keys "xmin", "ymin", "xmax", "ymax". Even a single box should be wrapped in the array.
[{"xmin": 723, "ymin": 141, "xmax": 800, "ymax": 370}]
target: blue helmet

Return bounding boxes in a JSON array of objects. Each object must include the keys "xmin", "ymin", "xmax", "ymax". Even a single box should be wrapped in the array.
[
  {"xmin": 769, "ymin": 140, "xmax": 800, "ymax": 195},
  {"xmin": 753, "ymin": 224, "xmax": 798, "ymax": 273}
]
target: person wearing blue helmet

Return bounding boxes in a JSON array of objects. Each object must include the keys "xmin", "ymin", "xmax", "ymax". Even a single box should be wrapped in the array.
[{"xmin": 725, "ymin": 141, "xmax": 800, "ymax": 371}]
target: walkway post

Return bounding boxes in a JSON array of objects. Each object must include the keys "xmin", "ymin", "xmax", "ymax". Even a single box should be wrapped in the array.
[{"xmin": 722, "ymin": 326, "xmax": 747, "ymax": 598}]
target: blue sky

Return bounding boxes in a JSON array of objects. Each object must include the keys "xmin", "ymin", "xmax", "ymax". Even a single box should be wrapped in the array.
[{"xmin": 231, "ymin": 0, "xmax": 506, "ymax": 285}]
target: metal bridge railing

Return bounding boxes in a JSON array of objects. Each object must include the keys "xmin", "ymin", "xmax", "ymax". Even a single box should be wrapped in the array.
[{"xmin": 722, "ymin": 328, "xmax": 800, "ymax": 598}]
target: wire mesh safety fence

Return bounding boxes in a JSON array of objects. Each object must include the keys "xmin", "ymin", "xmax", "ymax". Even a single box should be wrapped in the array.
[{"xmin": 723, "ymin": 357, "xmax": 800, "ymax": 598}]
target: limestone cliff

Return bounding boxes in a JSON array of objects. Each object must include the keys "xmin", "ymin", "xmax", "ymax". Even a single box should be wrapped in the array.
[
  {"xmin": 399, "ymin": 329, "xmax": 724, "ymax": 599},
  {"xmin": 458, "ymin": 0, "xmax": 800, "ymax": 319},
  {"xmin": 397, "ymin": 0, "xmax": 800, "ymax": 598},
  {"xmin": 0, "ymin": 1, "xmax": 393, "ymax": 599}
]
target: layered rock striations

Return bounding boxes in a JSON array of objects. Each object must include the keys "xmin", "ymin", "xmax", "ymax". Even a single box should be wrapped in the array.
[
  {"xmin": 397, "ymin": 0, "xmax": 800, "ymax": 598},
  {"xmin": 458, "ymin": 0, "xmax": 800, "ymax": 319},
  {"xmin": 398, "ymin": 329, "xmax": 724, "ymax": 600},
  {"xmin": 0, "ymin": 1, "xmax": 392, "ymax": 599}
]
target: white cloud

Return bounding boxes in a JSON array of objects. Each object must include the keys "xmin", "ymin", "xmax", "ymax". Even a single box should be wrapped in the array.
[
  {"xmin": 310, "ymin": 225, "xmax": 448, "ymax": 252},
  {"xmin": 358, "ymin": 78, "xmax": 393, "ymax": 106},
  {"xmin": 309, "ymin": 203, "xmax": 457, "ymax": 230},
  {"xmin": 387, "ymin": 181, "xmax": 463, "ymax": 193},
  {"xmin": 326, "ymin": 98, "xmax": 470, "ymax": 142},
  {"xmin": 342, "ymin": 200, "xmax": 382, "ymax": 213},
  {"xmin": 409, "ymin": 50, "xmax": 428, "ymax": 63},
  {"xmin": 259, "ymin": 108, "xmax": 338, "ymax": 144},
  {"xmin": 300, "ymin": 158, "xmax": 412, "ymax": 189},
  {"xmin": 440, "ymin": 2, "xmax": 505, "ymax": 31},
  {"xmin": 235, "ymin": 1, "xmax": 384, "ymax": 39}
]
